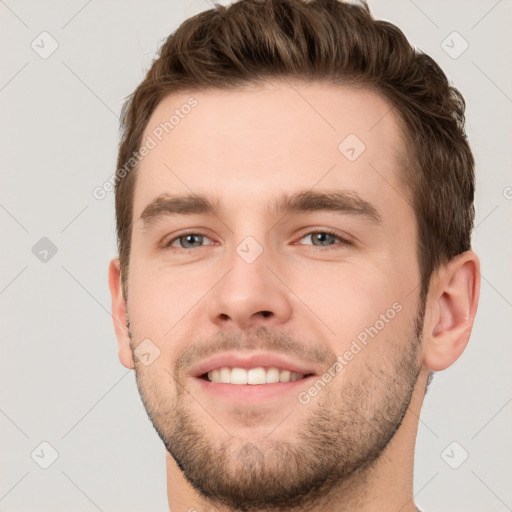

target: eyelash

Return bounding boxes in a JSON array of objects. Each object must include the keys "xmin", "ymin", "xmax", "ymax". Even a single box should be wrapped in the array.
[{"xmin": 163, "ymin": 229, "xmax": 352, "ymax": 253}]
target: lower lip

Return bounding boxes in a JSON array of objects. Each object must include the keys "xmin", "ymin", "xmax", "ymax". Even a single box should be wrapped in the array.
[{"xmin": 192, "ymin": 375, "xmax": 317, "ymax": 403}]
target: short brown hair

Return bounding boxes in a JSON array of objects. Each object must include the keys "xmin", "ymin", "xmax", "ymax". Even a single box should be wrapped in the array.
[{"xmin": 115, "ymin": 0, "xmax": 475, "ymax": 304}]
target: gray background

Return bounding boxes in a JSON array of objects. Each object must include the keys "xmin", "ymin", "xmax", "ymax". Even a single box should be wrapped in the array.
[{"xmin": 1, "ymin": 1, "xmax": 511, "ymax": 511}]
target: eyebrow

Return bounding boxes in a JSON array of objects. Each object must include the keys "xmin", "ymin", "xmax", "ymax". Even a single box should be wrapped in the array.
[{"xmin": 138, "ymin": 189, "xmax": 382, "ymax": 229}]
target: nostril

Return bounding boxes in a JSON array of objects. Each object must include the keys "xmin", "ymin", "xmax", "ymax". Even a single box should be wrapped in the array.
[{"xmin": 261, "ymin": 311, "xmax": 272, "ymax": 318}]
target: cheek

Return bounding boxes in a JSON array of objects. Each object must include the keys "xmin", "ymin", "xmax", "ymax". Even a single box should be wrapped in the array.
[
  {"xmin": 128, "ymin": 236, "xmax": 418, "ymax": 359},
  {"xmin": 127, "ymin": 252, "xmax": 216, "ymax": 343},
  {"xmin": 294, "ymin": 260, "xmax": 402, "ymax": 335},
  {"xmin": 293, "ymin": 257, "xmax": 419, "ymax": 378},
  {"xmin": 127, "ymin": 253, "xmax": 173, "ymax": 340}
]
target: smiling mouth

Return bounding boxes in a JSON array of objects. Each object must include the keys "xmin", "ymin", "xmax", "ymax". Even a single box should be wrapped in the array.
[{"xmin": 199, "ymin": 366, "xmax": 315, "ymax": 385}]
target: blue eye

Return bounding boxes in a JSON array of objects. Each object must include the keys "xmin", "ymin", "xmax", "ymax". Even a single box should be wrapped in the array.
[
  {"xmin": 166, "ymin": 233, "xmax": 214, "ymax": 250},
  {"xmin": 164, "ymin": 230, "xmax": 351, "ymax": 253},
  {"xmin": 297, "ymin": 230, "xmax": 351, "ymax": 249}
]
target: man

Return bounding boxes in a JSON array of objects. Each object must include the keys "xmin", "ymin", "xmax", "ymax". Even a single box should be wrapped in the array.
[{"xmin": 108, "ymin": 1, "xmax": 480, "ymax": 510}]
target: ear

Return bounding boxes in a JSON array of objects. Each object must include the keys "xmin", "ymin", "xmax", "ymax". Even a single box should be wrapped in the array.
[
  {"xmin": 108, "ymin": 258, "xmax": 134, "ymax": 370},
  {"xmin": 422, "ymin": 251, "xmax": 480, "ymax": 371}
]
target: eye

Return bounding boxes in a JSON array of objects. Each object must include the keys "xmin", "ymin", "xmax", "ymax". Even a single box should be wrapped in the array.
[
  {"xmin": 296, "ymin": 230, "xmax": 352, "ymax": 250},
  {"xmin": 163, "ymin": 229, "xmax": 352, "ymax": 253},
  {"xmin": 164, "ymin": 232, "xmax": 215, "ymax": 251}
]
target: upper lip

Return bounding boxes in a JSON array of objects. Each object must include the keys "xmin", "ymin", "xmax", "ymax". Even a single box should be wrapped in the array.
[{"xmin": 189, "ymin": 351, "xmax": 320, "ymax": 378}]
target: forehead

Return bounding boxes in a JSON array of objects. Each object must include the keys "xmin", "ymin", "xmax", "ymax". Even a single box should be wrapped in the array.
[{"xmin": 132, "ymin": 80, "xmax": 411, "ymax": 222}]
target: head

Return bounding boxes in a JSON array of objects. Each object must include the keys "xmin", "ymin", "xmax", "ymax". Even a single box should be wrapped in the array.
[{"xmin": 108, "ymin": 0, "xmax": 480, "ymax": 510}]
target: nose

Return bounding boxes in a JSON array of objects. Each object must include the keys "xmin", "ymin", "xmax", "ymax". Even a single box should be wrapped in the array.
[{"xmin": 207, "ymin": 242, "xmax": 293, "ymax": 331}]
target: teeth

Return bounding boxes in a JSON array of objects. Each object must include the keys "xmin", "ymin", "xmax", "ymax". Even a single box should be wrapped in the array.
[
  {"xmin": 219, "ymin": 367, "xmax": 231, "ymax": 383},
  {"xmin": 279, "ymin": 369, "xmax": 291, "ymax": 382},
  {"xmin": 266, "ymin": 367, "xmax": 280, "ymax": 384},
  {"xmin": 248, "ymin": 367, "xmax": 266, "ymax": 384},
  {"xmin": 206, "ymin": 367, "xmax": 306, "ymax": 384},
  {"xmin": 231, "ymin": 367, "xmax": 248, "ymax": 385}
]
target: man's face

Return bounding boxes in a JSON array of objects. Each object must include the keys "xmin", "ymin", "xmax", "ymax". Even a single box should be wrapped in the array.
[{"xmin": 123, "ymin": 81, "xmax": 424, "ymax": 510}]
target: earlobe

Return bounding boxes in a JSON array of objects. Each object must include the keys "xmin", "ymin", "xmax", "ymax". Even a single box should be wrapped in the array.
[
  {"xmin": 108, "ymin": 258, "xmax": 135, "ymax": 370},
  {"xmin": 422, "ymin": 251, "xmax": 480, "ymax": 371}
]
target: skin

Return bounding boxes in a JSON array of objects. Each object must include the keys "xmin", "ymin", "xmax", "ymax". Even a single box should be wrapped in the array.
[{"xmin": 108, "ymin": 80, "xmax": 480, "ymax": 512}]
